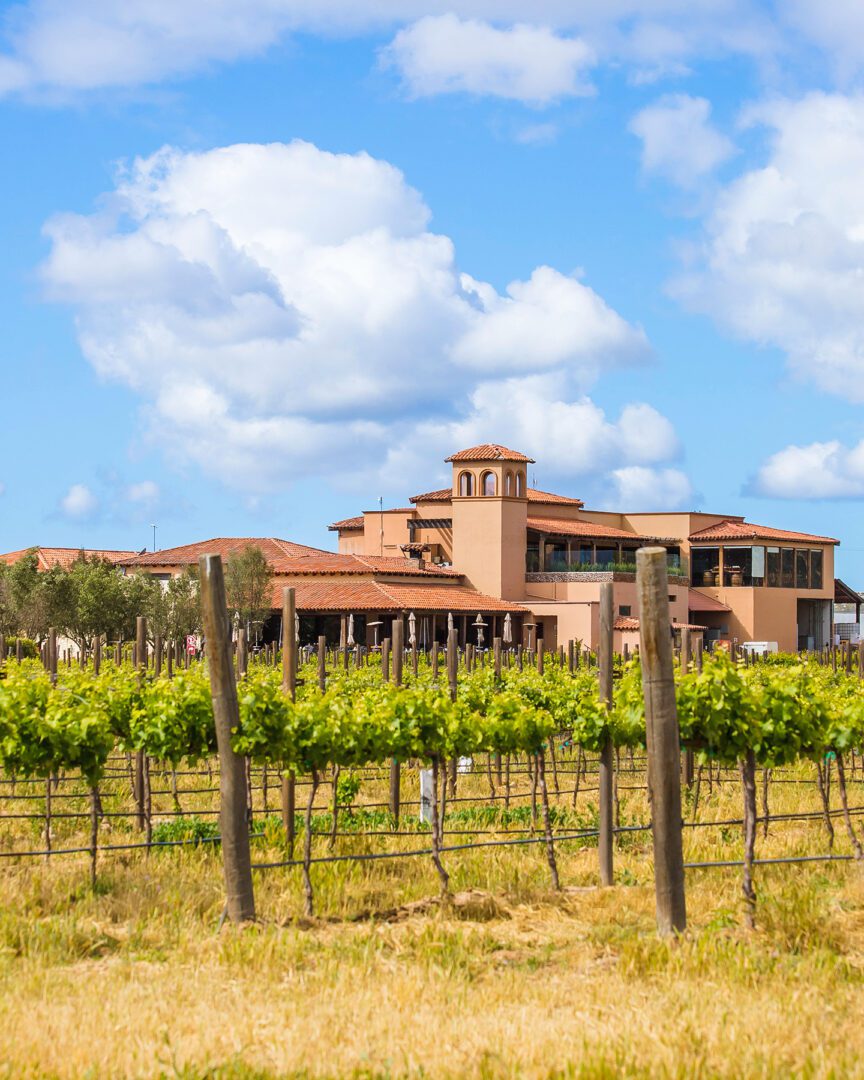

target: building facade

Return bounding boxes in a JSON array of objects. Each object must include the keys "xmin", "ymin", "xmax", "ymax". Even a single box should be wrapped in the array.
[{"xmin": 330, "ymin": 444, "xmax": 839, "ymax": 652}]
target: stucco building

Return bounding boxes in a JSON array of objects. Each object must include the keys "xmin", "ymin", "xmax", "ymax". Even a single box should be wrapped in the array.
[{"xmin": 329, "ymin": 444, "xmax": 839, "ymax": 653}]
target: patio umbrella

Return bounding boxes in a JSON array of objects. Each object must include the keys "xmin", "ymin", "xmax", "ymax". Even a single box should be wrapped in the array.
[
  {"xmin": 347, "ymin": 614, "xmax": 355, "ymax": 647},
  {"xmin": 447, "ymin": 612, "xmax": 454, "ymax": 634},
  {"xmin": 294, "ymin": 612, "xmax": 300, "ymax": 644},
  {"xmin": 503, "ymin": 613, "xmax": 512, "ymax": 644},
  {"xmin": 408, "ymin": 611, "xmax": 417, "ymax": 647},
  {"xmin": 473, "ymin": 613, "xmax": 487, "ymax": 647}
]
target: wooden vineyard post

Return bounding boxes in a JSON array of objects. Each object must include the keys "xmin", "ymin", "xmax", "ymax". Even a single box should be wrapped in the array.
[
  {"xmin": 636, "ymin": 547, "xmax": 686, "ymax": 936},
  {"xmin": 281, "ymin": 588, "xmax": 297, "ymax": 852},
  {"xmin": 134, "ymin": 616, "xmax": 147, "ymax": 832},
  {"xmin": 382, "ymin": 637, "xmax": 391, "ymax": 683},
  {"xmin": 598, "ymin": 582, "xmax": 614, "ymax": 887},
  {"xmin": 447, "ymin": 628, "xmax": 459, "ymax": 798},
  {"xmin": 199, "ymin": 553, "xmax": 256, "ymax": 925},
  {"xmin": 317, "ymin": 635, "xmax": 326, "ymax": 692},
  {"xmin": 237, "ymin": 628, "xmax": 248, "ymax": 678},
  {"xmin": 390, "ymin": 618, "xmax": 403, "ymax": 825},
  {"xmin": 93, "ymin": 637, "xmax": 101, "ymax": 676},
  {"xmin": 680, "ymin": 628, "xmax": 694, "ymax": 788}
]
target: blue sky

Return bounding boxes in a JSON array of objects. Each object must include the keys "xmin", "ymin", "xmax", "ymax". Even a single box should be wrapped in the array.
[{"xmin": 2, "ymin": 2, "xmax": 864, "ymax": 580}]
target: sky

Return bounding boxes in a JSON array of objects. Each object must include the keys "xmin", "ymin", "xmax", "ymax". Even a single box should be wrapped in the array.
[{"xmin": 2, "ymin": 1, "xmax": 864, "ymax": 580}]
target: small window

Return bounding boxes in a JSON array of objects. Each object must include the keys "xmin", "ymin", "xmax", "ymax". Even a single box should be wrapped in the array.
[
  {"xmin": 619, "ymin": 605, "xmax": 631, "ymax": 617},
  {"xmin": 458, "ymin": 471, "xmax": 474, "ymax": 496},
  {"xmin": 515, "ymin": 471, "xmax": 524, "ymax": 497},
  {"xmin": 668, "ymin": 595, "xmax": 675, "ymax": 603},
  {"xmin": 481, "ymin": 470, "xmax": 496, "ymax": 496}
]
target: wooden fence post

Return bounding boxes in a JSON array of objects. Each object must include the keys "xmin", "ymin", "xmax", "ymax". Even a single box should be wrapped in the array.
[
  {"xmin": 199, "ymin": 553, "xmax": 256, "ymax": 924},
  {"xmin": 281, "ymin": 588, "xmax": 297, "ymax": 851},
  {"xmin": 636, "ymin": 547, "xmax": 686, "ymax": 936},
  {"xmin": 680, "ymin": 627, "xmax": 694, "ymax": 788},
  {"xmin": 390, "ymin": 618, "xmax": 403, "ymax": 824},
  {"xmin": 134, "ymin": 616, "xmax": 147, "ymax": 831},
  {"xmin": 598, "ymin": 582, "xmax": 614, "ymax": 887}
]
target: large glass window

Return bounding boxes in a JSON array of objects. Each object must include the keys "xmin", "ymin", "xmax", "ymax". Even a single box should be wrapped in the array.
[
  {"xmin": 767, "ymin": 547, "xmax": 780, "ymax": 587},
  {"xmin": 811, "ymin": 549, "xmax": 823, "ymax": 589},
  {"xmin": 692, "ymin": 546, "xmax": 719, "ymax": 586},
  {"xmin": 594, "ymin": 545, "xmax": 617, "ymax": 567},
  {"xmin": 781, "ymin": 548, "xmax": 794, "ymax": 588},
  {"xmin": 723, "ymin": 546, "xmax": 763, "ymax": 586},
  {"xmin": 526, "ymin": 542, "xmax": 539, "ymax": 573},
  {"xmin": 545, "ymin": 542, "xmax": 568, "ymax": 571},
  {"xmin": 796, "ymin": 549, "xmax": 810, "ymax": 589}
]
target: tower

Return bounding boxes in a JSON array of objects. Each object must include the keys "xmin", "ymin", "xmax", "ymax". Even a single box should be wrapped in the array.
[{"xmin": 447, "ymin": 444, "xmax": 532, "ymax": 600}]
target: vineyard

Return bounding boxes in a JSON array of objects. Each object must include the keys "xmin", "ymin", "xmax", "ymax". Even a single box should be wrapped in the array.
[{"xmin": 2, "ymin": 622, "xmax": 864, "ymax": 916}]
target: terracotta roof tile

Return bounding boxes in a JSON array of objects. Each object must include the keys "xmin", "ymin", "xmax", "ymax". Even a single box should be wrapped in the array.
[
  {"xmin": 327, "ymin": 516, "xmax": 364, "ymax": 531},
  {"xmin": 122, "ymin": 537, "xmax": 334, "ymax": 568},
  {"xmin": 446, "ymin": 444, "xmax": 535, "ymax": 463},
  {"xmin": 1, "ymin": 547, "xmax": 137, "ymax": 570},
  {"xmin": 409, "ymin": 486, "xmax": 582, "ymax": 506},
  {"xmin": 688, "ymin": 589, "xmax": 732, "ymax": 613},
  {"xmin": 689, "ymin": 520, "xmax": 839, "ymax": 545},
  {"xmin": 527, "ymin": 516, "xmax": 663, "ymax": 542},
  {"xmin": 614, "ymin": 616, "xmax": 707, "ymax": 632},
  {"xmin": 271, "ymin": 577, "xmax": 526, "ymax": 613}
]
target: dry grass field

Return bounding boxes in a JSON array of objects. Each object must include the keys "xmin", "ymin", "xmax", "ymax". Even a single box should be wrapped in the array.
[{"xmin": 1, "ymin": 758, "xmax": 863, "ymax": 1079}]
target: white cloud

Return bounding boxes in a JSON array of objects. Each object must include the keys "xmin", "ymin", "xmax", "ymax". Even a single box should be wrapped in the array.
[
  {"xmin": 629, "ymin": 94, "xmax": 735, "ymax": 187},
  {"xmin": 752, "ymin": 439, "xmax": 864, "ymax": 499},
  {"xmin": 382, "ymin": 15, "xmax": 594, "ymax": 105},
  {"xmin": 672, "ymin": 92, "xmax": 864, "ymax": 401},
  {"xmin": 606, "ymin": 465, "xmax": 694, "ymax": 510},
  {"xmin": 60, "ymin": 483, "xmax": 98, "ymax": 519},
  {"xmin": 126, "ymin": 480, "xmax": 160, "ymax": 504},
  {"xmin": 41, "ymin": 139, "xmax": 658, "ymax": 493},
  {"xmin": 0, "ymin": 2, "xmax": 779, "ymax": 99}
]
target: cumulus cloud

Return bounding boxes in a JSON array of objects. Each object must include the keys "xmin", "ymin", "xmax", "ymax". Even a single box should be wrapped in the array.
[
  {"xmin": 672, "ymin": 92, "xmax": 864, "ymax": 402},
  {"xmin": 751, "ymin": 439, "xmax": 864, "ymax": 499},
  {"xmin": 629, "ymin": 94, "xmax": 735, "ymax": 187},
  {"xmin": 60, "ymin": 483, "xmax": 98, "ymax": 519},
  {"xmin": 41, "ymin": 139, "xmax": 666, "ymax": 494},
  {"xmin": 126, "ymin": 480, "xmax": 160, "ymax": 504},
  {"xmin": 605, "ymin": 466, "xmax": 694, "ymax": 510},
  {"xmin": 382, "ymin": 15, "xmax": 594, "ymax": 105},
  {"xmin": 0, "ymin": 1, "xmax": 779, "ymax": 99}
]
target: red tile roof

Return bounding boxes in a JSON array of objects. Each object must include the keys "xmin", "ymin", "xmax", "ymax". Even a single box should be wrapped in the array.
[
  {"xmin": 688, "ymin": 589, "xmax": 732, "ymax": 613},
  {"xmin": 527, "ymin": 516, "xmax": 662, "ymax": 542},
  {"xmin": 409, "ymin": 486, "xmax": 582, "ymax": 506},
  {"xmin": 0, "ymin": 547, "xmax": 137, "ymax": 570},
  {"xmin": 689, "ymin": 520, "xmax": 839, "ymax": 545},
  {"xmin": 271, "ymin": 577, "xmax": 526, "ymax": 613},
  {"xmin": 272, "ymin": 553, "xmax": 460, "ymax": 577},
  {"xmin": 446, "ymin": 444, "xmax": 535, "ymax": 463},
  {"xmin": 614, "ymin": 616, "xmax": 707, "ymax": 632},
  {"xmin": 122, "ymin": 537, "xmax": 334, "ymax": 568},
  {"xmin": 328, "ymin": 516, "xmax": 364, "ymax": 531}
]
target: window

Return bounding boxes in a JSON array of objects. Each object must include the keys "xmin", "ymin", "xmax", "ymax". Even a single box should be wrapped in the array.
[
  {"xmin": 767, "ymin": 547, "xmax": 780, "ymax": 587},
  {"xmin": 481, "ymin": 470, "xmax": 496, "ymax": 496},
  {"xmin": 781, "ymin": 548, "xmax": 794, "ymax": 588},
  {"xmin": 619, "ymin": 605, "xmax": 631, "ymax": 616},
  {"xmin": 545, "ymin": 542, "xmax": 568, "ymax": 571},
  {"xmin": 811, "ymin": 549, "xmax": 823, "ymax": 589},
  {"xmin": 668, "ymin": 595, "xmax": 676, "ymax": 603},
  {"xmin": 723, "ymin": 546, "xmax": 764, "ymax": 587},
  {"xmin": 795, "ymin": 549, "xmax": 809, "ymax": 589},
  {"xmin": 458, "ymin": 471, "xmax": 474, "ymax": 496},
  {"xmin": 691, "ymin": 546, "xmax": 719, "ymax": 587},
  {"xmin": 505, "ymin": 471, "xmax": 513, "ymax": 496},
  {"xmin": 515, "ymin": 471, "xmax": 524, "ymax": 497},
  {"xmin": 526, "ymin": 542, "xmax": 539, "ymax": 573}
]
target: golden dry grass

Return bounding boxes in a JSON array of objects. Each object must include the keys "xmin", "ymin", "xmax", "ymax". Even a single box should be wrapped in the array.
[{"xmin": 1, "ymin": 756, "xmax": 863, "ymax": 1078}]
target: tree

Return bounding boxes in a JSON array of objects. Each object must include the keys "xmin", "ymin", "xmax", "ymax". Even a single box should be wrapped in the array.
[
  {"xmin": 139, "ymin": 567, "xmax": 201, "ymax": 641},
  {"xmin": 0, "ymin": 550, "xmax": 54, "ymax": 640},
  {"xmin": 44, "ymin": 555, "xmax": 146, "ymax": 650},
  {"xmin": 225, "ymin": 546, "xmax": 272, "ymax": 644}
]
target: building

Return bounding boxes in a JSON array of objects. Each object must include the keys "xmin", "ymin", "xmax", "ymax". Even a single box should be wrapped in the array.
[
  {"xmin": 834, "ymin": 579, "xmax": 863, "ymax": 644},
  {"xmin": 0, "ymin": 547, "xmax": 137, "ymax": 570},
  {"xmin": 329, "ymin": 444, "xmax": 840, "ymax": 652},
  {"xmin": 119, "ymin": 536, "xmax": 525, "ymax": 647}
]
